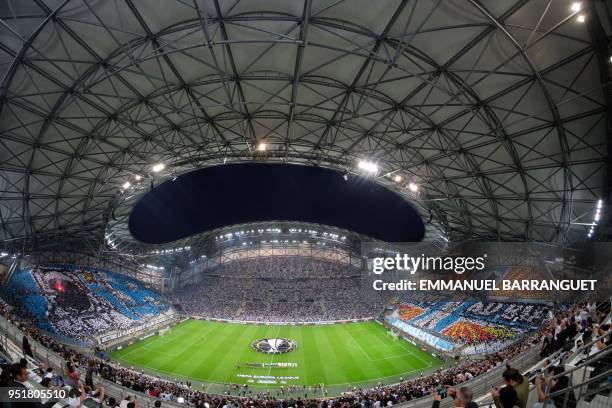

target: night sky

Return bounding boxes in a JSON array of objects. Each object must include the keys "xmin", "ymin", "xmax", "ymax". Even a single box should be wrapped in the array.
[{"xmin": 129, "ymin": 163, "xmax": 425, "ymax": 244}]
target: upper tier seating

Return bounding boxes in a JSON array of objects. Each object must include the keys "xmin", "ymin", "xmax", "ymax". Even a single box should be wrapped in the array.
[{"xmin": 491, "ymin": 266, "xmax": 553, "ymax": 300}]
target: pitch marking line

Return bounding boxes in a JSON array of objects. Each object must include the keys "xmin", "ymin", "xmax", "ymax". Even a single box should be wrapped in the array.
[
  {"xmin": 390, "ymin": 337, "xmax": 433, "ymax": 367},
  {"xmin": 143, "ymin": 335, "xmax": 207, "ymax": 358},
  {"xmin": 122, "ymin": 327, "xmax": 209, "ymax": 359},
  {"xmin": 366, "ymin": 324, "xmax": 434, "ymax": 367},
  {"xmin": 368, "ymin": 352, "xmax": 420, "ymax": 362},
  {"xmin": 263, "ymin": 325, "xmax": 282, "ymax": 379},
  {"xmin": 140, "ymin": 346, "xmax": 183, "ymax": 358},
  {"xmin": 346, "ymin": 339, "xmax": 416, "ymax": 363},
  {"xmin": 346, "ymin": 330, "xmax": 423, "ymax": 364}
]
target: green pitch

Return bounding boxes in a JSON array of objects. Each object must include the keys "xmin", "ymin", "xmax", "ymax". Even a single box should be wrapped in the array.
[{"xmin": 111, "ymin": 320, "xmax": 442, "ymax": 395}]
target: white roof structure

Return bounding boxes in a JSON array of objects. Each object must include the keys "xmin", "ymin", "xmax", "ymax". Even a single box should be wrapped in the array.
[{"xmin": 0, "ymin": 0, "xmax": 610, "ymax": 253}]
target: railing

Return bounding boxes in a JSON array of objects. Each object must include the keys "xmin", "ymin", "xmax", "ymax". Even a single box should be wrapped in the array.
[
  {"xmin": 475, "ymin": 314, "xmax": 612, "ymax": 408},
  {"xmin": 0, "ymin": 338, "xmax": 72, "ymax": 407},
  {"xmin": 394, "ymin": 343, "xmax": 543, "ymax": 408},
  {"xmin": 44, "ymin": 330, "xmax": 92, "ymax": 350},
  {"xmin": 0, "ymin": 315, "xmax": 184, "ymax": 408},
  {"xmin": 542, "ymin": 345, "xmax": 611, "ymax": 408}
]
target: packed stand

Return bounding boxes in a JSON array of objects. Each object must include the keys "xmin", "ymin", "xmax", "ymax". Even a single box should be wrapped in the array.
[
  {"xmin": 492, "ymin": 267, "xmax": 553, "ymax": 301},
  {"xmin": 173, "ymin": 256, "xmax": 389, "ymax": 322},
  {"xmin": 393, "ymin": 295, "xmax": 553, "ymax": 348},
  {"xmin": 1, "ymin": 264, "xmax": 170, "ymax": 341}
]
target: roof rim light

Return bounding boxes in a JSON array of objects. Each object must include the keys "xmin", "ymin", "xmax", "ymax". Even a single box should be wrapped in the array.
[
  {"xmin": 587, "ymin": 199, "xmax": 604, "ymax": 238},
  {"xmin": 152, "ymin": 163, "xmax": 166, "ymax": 172},
  {"xmin": 357, "ymin": 160, "xmax": 378, "ymax": 174}
]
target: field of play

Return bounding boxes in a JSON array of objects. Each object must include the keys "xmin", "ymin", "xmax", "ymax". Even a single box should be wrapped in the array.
[{"xmin": 111, "ymin": 319, "xmax": 442, "ymax": 395}]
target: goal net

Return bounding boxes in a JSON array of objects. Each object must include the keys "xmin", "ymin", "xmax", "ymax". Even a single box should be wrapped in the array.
[{"xmin": 159, "ymin": 326, "xmax": 171, "ymax": 337}]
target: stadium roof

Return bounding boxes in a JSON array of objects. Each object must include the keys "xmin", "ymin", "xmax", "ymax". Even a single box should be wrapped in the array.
[{"xmin": 0, "ymin": 0, "xmax": 610, "ymax": 254}]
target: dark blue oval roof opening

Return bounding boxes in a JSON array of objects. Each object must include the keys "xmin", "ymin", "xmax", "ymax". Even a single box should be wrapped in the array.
[{"xmin": 129, "ymin": 163, "xmax": 425, "ymax": 244}]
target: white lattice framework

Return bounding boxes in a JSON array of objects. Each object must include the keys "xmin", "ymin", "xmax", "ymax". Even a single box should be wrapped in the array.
[{"xmin": 0, "ymin": 0, "xmax": 611, "ymax": 256}]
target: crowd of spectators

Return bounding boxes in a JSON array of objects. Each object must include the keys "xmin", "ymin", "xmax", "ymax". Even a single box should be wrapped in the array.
[
  {"xmin": 173, "ymin": 257, "xmax": 389, "ymax": 322},
  {"xmin": 394, "ymin": 296, "xmax": 554, "ymax": 348},
  {"xmin": 492, "ymin": 267, "xmax": 552, "ymax": 301},
  {"xmin": 465, "ymin": 302, "xmax": 552, "ymax": 327},
  {"xmin": 2, "ymin": 265, "xmax": 170, "ymax": 341},
  {"xmin": 539, "ymin": 301, "xmax": 604, "ymax": 358},
  {"xmin": 1, "ymin": 298, "xmax": 608, "ymax": 408}
]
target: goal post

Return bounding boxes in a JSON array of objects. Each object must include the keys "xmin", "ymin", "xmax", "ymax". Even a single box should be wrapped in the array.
[{"xmin": 159, "ymin": 326, "xmax": 171, "ymax": 336}]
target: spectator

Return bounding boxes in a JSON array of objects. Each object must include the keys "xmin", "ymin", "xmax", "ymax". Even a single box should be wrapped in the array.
[
  {"xmin": 67, "ymin": 383, "xmax": 86, "ymax": 408},
  {"xmin": 445, "ymin": 386, "xmax": 477, "ymax": 408},
  {"xmin": 493, "ymin": 367, "xmax": 528, "ymax": 408},
  {"xmin": 85, "ymin": 384, "xmax": 105, "ymax": 406},
  {"xmin": 497, "ymin": 387, "xmax": 520, "ymax": 408},
  {"xmin": 533, "ymin": 371, "xmax": 547, "ymax": 408},
  {"xmin": 547, "ymin": 366, "xmax": 576, "ymax": 408},
  {"xmin": 85, "ymin": 360, "xmax": 96, "ymax": 388},
  {"xmin": 9, "ymin": 363, "xmax": 57, "ymax": 408},
  {"xmin": 119, "ymin": 396, "xmax": 132, "ymax": 408},
  {"xmin": 22, "ymin": 334, "xmax": 33, "ymax": 358}
]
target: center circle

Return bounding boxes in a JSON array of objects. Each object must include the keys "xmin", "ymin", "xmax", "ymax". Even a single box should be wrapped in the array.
[{"xmin": 251, "ymin": 338, "xmax": 297, "ymax": 354}]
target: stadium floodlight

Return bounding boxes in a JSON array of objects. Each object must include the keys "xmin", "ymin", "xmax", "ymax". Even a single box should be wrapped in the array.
[
  {"xmin": 357, "ymin": 160, "xmax": 378, "ymax": 174},
  {"xmin": 408, "ymin": 182, "xmax": 419, "ymax": 192},
  {"xmin": 597, "ymin": 199, "xmax": 603, "ymax": 209},
  {"xmin": 152, "ymin": 163, "xmax": 165, "ymax": 172},
  {"xmin": 122, "ymin": 181, "xmax": 131, "ymax": 189},
  {"xmin": 256, "ymin": 141, "xmax": 267, "ymax": 151},
  {"xmin": 393, "ymin": 174, "xmax": 402, "ymax": 183},
  {"xmin": 134, "ymin": 175, "xmax": 142, "ymax": 181},
  {"xmin": 577, "ymin": 14, "xmax": 586, "ymax": 23},
  {"xmin": 571, "ymin": 2, "xmax": 582, "ymax": 12}
]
